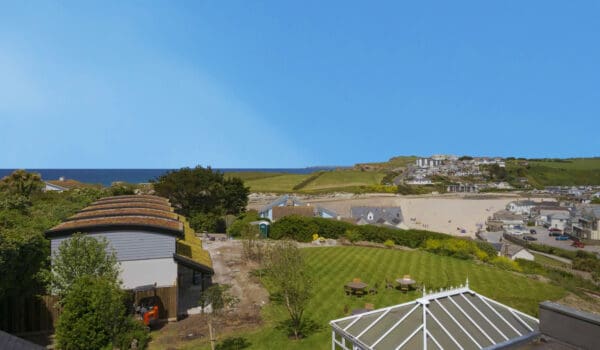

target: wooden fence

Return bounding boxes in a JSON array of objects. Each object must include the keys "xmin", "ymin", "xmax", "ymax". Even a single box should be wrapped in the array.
[
  {"xmin": 0, "ymin": 286, "xmax": 178, "ymax": 334},
  {"xmin": 0, "ymin": 295, "xmax": 60, "ymax": 334}
]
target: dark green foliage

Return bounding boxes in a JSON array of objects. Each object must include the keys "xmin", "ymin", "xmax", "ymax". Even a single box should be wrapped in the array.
[
  {"xmin": 190, "ymin": 212, "xmax": 226, "ymax": 233},
  {"xmin": 516, "ymin": 259, "xmax": 600, "ymax": 293},
  {"xmin": 0, "ymin": 188, "xmax": 102, "ymax": 302},
  {"xmin": 0, "ymin": 170, "xmax": 44, "ymax": 198},
  {"xmin": 380, "ymin": 171, "xmax": 400, "ymax": 185},
  {"xmin": 56, "ymin": 276, "xmax": 148, "ymax": 350},
  {"xmin": 50, "ymin": 233, "xmax": 120, "ymax": 298},
  {"xmin": 474, "ymin": 240, "xmax": 498, "ymax": 257},
  {"xmin": 152, "ymin": 166, "xmax": 249, "ymax": 216},
  {"xmin": 216, "ymin": 337, "xmax": 251, "ymax": 350},
  {"xmin": 270, "ymin": 216, "xmax": 450, "ymax": 247},
  {"xmin": 108, "ymin": 182, "xmax": 137, "ymax": 196},
  {"xmin": 458, "ymin": 156, "xmax": 473, "ymax": 161},
  {"xmin": 228, "ymin": 210, "xmax": 262, "ymax": 237}
]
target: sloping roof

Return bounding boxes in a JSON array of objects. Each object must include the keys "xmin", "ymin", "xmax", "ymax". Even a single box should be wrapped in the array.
[
  {"xmin": 492, "ymin": 210, "xmax": 523, "ymax": 221},
  {"xmin": 272, "ymin": 206, "xmax": 315, "ymax": 221},
  {"xmin": 175, "ymin": 214, "xmax": 213, "ymax": 272},
  {"xmin": 0, "ymin": 330, "xmax": 44, "ymax": 350},
  {"xmin": 331, "ymin": 282, "xmax": 539, "ymax": 350},
  {"xmin": 259, "ymin": 195, "xmax": 305, "ymax": 213},
  {"xmin": 94, "ymin": 195, "xmax": 169, "ymax": 205},
  {"xmin": 46, "ymin": 179, "xmax": 98, "ymax": 189},
  {"xmin": 351, "ymin": 207, "xmax": 404, "ymax": 225},
  {"xmin": 44, "ymin": 181, "xmax": 69, "ymax": 191},
  {"xmin": 316, "ymin": 206, "xmax": 338, "ymax": 218}
]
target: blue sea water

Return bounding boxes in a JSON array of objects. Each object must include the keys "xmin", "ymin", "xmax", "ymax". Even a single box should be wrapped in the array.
[{"xmin": 0, "ymin": 168, "xmax": 337, "ymax": 186}]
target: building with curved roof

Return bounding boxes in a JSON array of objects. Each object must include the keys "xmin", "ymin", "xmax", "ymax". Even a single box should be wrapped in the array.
[{"xmin": 46, "ymin": 195, "xmax": 212, "ymax": 318}]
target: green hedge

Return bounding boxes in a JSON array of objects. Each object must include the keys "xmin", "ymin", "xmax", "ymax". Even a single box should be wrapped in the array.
[{"xmin": 270, "ymin": 215, "xmax": 476, "ymax": 249}]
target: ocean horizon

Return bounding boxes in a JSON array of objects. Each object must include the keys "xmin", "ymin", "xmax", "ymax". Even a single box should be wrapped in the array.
[{"xmin": 0, "ymin": 168, "xmax": 341, "ymax": 187}]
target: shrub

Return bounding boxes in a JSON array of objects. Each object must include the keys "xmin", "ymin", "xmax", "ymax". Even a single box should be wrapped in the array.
[
  {"xmin": 228, "ymin": 210, "xmax": 262, "ymax": 237},
  {"xmin": 423, "ymin": 238, "xmax": 491, "ymax": 261},
  {"xmin": 56, "ymin": 276, "xmax": 147, "ymax": 350},
  {"xmin": 190, "ymin": 212, "xmax": 226, "ymax": 233},
  {"xmin": 216, "ymin": 337, "xmax": 251, "ymax": 350},
  {"xmin": 344, "ymin": 229, "xmax": 362, "ymax": 243},
  {"xmin": 112, "ymin": 317, "xmax": 151, "ymax": 350},
  {"xmin": 490, "ymin": 256, "xmax": 522, "ymax": 272},
  {"xmin": 384, "ymin": 239, "xmax": 394, "ymax": 248}
]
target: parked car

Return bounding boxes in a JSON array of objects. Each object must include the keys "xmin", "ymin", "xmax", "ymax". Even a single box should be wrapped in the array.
[
  {"xmin": 572, "ymin": 241, "xmax": 585, "ymax": 248},
  {"xmin": 549, "ymin": 228, "xmax": 562, "ymax": 232},
  {"xmin": 548, "ymin": 232, "xmax": 562, "ymax": 237},
  {"xmin": 529, "ymin": 229, "xmax": 537, "ymax": 234},
  {"xmin": 523, "ymin": 236, "xmax": 537, "ymax": 241},
  {"xmin": 555, "ymin": 235, "xmax": 569, "ymax": 241}
]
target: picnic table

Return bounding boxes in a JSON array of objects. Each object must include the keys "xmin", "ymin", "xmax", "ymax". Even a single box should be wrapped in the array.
[
  {"xmin": 345, "ymin": 281, "xmax": 368, "ymax": 296},
  {"xmin": 396, "ymin": 276, "xmax": 416, "ymax": 292}
]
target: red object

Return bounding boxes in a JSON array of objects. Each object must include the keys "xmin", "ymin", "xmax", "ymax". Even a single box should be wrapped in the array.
[
  {"xmin": 571, "ymin": 241, "xmax": 585, "ymax": 248},
  {"xmin": 143, "ymin": 306, "xmax": 159, "ymax": 326}
]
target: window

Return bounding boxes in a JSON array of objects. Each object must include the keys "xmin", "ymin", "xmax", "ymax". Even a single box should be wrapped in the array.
[{"xmin": 367, "ymin": 212, "xmax": 374, "ymax": 221}]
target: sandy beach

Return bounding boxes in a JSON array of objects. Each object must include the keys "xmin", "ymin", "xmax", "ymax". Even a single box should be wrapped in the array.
[{"xmin": 249, "ymin": 193, "xmax": 536, "ymax": 237}]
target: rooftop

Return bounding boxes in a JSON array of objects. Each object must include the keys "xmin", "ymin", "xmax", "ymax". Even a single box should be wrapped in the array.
[
  {"xmin": 331, "ymin": 281, "xmax": 539, "ymax": 350},
  {"xmin": 46, "ymin": 215, "xmax": 183, "ymax": 237},
  {"xmin": 68, "ymin": 207, "xmax": 179, "ymax": 221},
  {"xmin": 80, "ymin": 201, "xmax": 173, "ymax": 212}
]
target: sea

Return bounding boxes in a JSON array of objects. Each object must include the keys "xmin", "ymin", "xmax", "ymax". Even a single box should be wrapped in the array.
[{"xmin": 0, "ymin": 168, "xmax": 339, "ymax": 187}]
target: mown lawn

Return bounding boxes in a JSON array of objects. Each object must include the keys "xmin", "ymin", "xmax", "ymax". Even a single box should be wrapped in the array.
[{"xmin": 169, "ymin": 246, "xmax": 567, "ymax": 350}]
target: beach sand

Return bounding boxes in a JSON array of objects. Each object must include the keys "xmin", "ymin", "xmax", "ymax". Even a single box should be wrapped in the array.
[{"xmin": 250, "ymin": 193, "xmax": 535, "ymax": 238}]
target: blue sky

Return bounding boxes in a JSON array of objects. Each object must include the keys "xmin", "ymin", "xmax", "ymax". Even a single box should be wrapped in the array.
[{"xmin": 1, "ymin": 1, "xmax": 599, "ymax": 168}]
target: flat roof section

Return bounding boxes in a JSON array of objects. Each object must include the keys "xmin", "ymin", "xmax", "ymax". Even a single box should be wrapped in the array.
[{"xmin": 46, "ymin": 215, "xmax": 183, "ymax": 238}]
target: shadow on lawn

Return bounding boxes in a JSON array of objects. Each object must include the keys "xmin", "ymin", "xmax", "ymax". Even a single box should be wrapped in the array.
[{"xmin": 275, "ymin": 318, "xmax": 324, "ymax": 340}]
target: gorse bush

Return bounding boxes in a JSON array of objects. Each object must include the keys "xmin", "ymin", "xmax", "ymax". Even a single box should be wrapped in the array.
[{"xmin": 423, "ymin": 238, "xmax": 491, "ymax": 261}]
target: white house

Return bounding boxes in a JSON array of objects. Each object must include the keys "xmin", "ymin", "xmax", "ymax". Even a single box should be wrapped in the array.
[
  {"xmin": 43, "ymin": 181, "xmax": 68, "ymax": 192},
  {"xmin": 506, "ymin": 200, "xmax": 538, "ymax": 215},
  {"xmin": 45, "ymin": 195, "xmax": 213, "ymax": 318},
  {"xmin": 548, "ymin": 212, "xmax": 570, "ymax": 231}
]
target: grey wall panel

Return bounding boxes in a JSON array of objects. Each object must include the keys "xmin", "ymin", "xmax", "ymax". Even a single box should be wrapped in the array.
[{"xmin": 50, "ymin": 230, "xmax": 175, "ymax": 261}]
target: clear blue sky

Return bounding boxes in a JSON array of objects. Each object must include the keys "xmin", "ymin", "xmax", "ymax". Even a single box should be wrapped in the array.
[{"xmin": 1, "ymin": 1, "xmax": 599, "ymax": 168}]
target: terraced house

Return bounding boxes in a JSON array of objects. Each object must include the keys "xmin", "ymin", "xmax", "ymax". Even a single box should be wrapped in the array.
[{"xmin": 45, "ymin": 195, "xmax": 213, "ymax": 319}]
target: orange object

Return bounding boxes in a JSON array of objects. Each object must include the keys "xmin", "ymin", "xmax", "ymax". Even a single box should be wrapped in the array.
[{"xmin": 143, "ymin": 306, "xmax": 159, "ymax": 326}]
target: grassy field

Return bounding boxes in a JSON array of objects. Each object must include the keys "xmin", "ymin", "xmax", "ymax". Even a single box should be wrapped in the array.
[
  {"xmin": 302, "ymin": 171, "xmax": 385, "ymax": 191},
  {"xmin": 532, "ymin": 252, "xmax": 571, "ymax": 269},
  {"xmin": 236, "ymin": 170, "xmax": 385, "ymax": 193},
  {"xmin": 505, "ymin": 158, "xmax": 600, "ymax": 186},
  {"xmin": 177, "ymin": 246, "xmax": 567, "ymax": 350},
  {"xmin": 527, "ymin": 158, "xmax": 600, "ymax": 170}
]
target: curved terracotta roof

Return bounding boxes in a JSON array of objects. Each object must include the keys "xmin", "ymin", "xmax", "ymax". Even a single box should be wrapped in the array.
[
  {"xmin": 46, "ymin": 216, "xmax": 183, "ymax": 237},
  {"xmin": 68, "ymin": 208, "xmax": 179, "ymax": 221},
  {"xmin": 80, "ymin": 202, "xmax": 173, "ymax": 212},
  {"xmin": 95, "ymin": 195, "xmax": 168, "ymax": 203},
  {"xmin": 92, "ymin": 198, "xmax": 169, "ymax": 207}
]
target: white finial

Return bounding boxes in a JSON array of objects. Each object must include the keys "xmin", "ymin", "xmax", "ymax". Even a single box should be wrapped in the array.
[
  {"xmin": 466, "ymin": 277, "xmax": 469, "ymax": 288},
  {"xmin": 422, "ymin": 286, "xmax": 426, "ymax": 297}
]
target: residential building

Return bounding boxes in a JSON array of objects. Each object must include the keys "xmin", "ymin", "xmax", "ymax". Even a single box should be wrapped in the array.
[
  {"xmin": 487, "ymin": 210, "xmax": 524, "ymax": 231},
  {"xmin": 45, "ymin": 195, "xmax": 213, "ymax": 318},
  {"xmin": 331, "ymin": 281, "xmax": 540, "ymax": 350},
  {"xmin": 43, "ymin": 181, "xmax": 68, "ymax": 192},
  {"xmin": 572, "ymin": 205, "xmax": 600, "ymax": 240},
  {"xmin": 258, "ymin": 195, "xmax": 338, "ymax": 221},
  {"xmin": 447, "ymin": 183, "xmax": 479, "ymax": 193},
  {"xmin": 548, "ymin": 212, "xmax": 570, "ymax": 231},
  {"xmin": 500, "ymin": 243, "xmax": 534, "ymax": 261},
  {"xmin": 350, "ymin": 206, "xmax": 405, "ymax": 229},
  {"xmin": 506, "ymin": 200, "xmax": 539, "ymax": 215},
  {"xmin": 415, "ymin": 158, "xmax": 442, "ymax": 168}
]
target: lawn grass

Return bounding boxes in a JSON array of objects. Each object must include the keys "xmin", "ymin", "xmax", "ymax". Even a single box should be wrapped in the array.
[
  {"xmin": 171, "ymin": 246, "xmax": 567, "ymax": 350},
  {"xmin": 527, "ymin": 158, "xmax": 600, "ymax": 170},
  {"xmin": 302, "ymin": 170, "xmax": 385, "ymax": 191},
  {"xmin": 532, "ymin": 252, "xmax": 571, "ymax": 269}
]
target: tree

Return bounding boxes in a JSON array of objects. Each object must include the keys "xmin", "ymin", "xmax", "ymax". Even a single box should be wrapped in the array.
[
  {"xmin": 55, "ymin": 276, "xmax": 149, "ymax": 350},
  {"xmin": 266, "ymin": 241, "xmax": 313, "ymax": 339},
  {"xmin": 153, "ymin": 166, "xmax": 249, "ymax": 217},
  {"xmin": 0, "ymin": 170, "xmax": 44, "ymax": 198},
  {"xmin": 50, "ymin": 233, "xmax": 120, "ymax": 298},
  {"xmin": 198, "ymin": 284, "xmax": 238, "ymax": 315},
  {"xmin": 0, "ymin": 228, "xmax": 48, "ymax": 300}
]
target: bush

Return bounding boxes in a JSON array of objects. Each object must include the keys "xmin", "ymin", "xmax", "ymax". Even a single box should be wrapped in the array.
[
  {"xmin": 384, "ymin": 239, "xmax": 394, "ymax": 248},
  {"xmin": 490, "ymin": 256, "xmax": 522, "ymax": 272},
  {"xmin": 112, "ymin": 317, "xmax": 151, "ymax": 350},
  {"xmin": 228, "ymin": 210, "xmax": 262, "ymax": 237},
  {"xmin": 216, "ymin": 337, "xmax": 251, "ymax": 350},
  {"xmin": 56, "ymin": 276, "xmax": 147, "ymax": 350},
  {"xmin": 190, "ymin": 212, "xmax": 226, "ymax": 233},
  {"xmin": 423, "ymin": 238, "xmax": 489, "ymax": 260}
]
